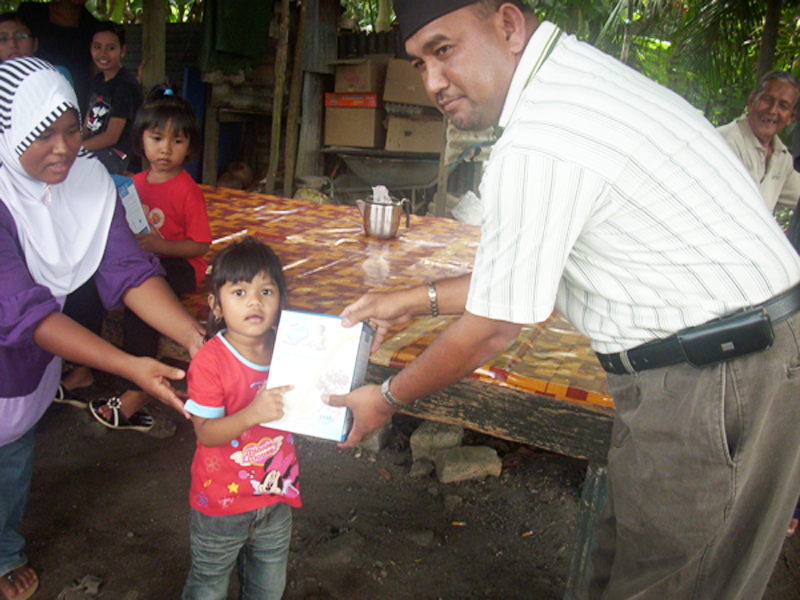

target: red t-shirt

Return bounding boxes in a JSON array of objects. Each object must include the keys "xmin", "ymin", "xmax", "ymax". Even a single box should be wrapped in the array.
[
  {"xmin": 185, "ymin": 333, "xmax": 302, "ymax": 516},
  {"xmin": 133, "ymin": 169, "xmax": 212, "ymax": 286}
]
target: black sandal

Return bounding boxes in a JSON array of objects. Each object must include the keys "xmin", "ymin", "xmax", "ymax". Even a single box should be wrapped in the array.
[
  {"xmin": 89, "ymin": 397, "xmax": 153, "ymax": 432},
  {"xmin": 53, "ymin": 383, "xmax": 90, "ymax": 409}
]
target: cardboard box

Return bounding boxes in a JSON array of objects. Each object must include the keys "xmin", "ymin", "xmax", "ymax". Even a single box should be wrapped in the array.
[
  {"xmin": 111, "ymin": 174, "xmax": 150, "ymax": 234},
  {"xmin": 382, "ymin": 58, "xmax": 435, "ymax": 107},
  {"xmin": 385, "ymin": 115, "xmax": 444, "ymax": 153},
  {"xmin": 325, "ymin": 93, "xmax": 380, "ymax": 108},
  {"xmin": 333, "ymin": 56, "xmax": 390, "ymax": 93},
  {"xmin": 265, "ymin": 311, "xmax": 375, "ymax": 442},
  {"xmin": 325, "ymin": 106, "xmax": 386, "ymax": 148}
]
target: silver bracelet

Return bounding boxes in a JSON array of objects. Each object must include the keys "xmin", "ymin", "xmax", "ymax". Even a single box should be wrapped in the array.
[
  {"xmin": 427, "ymin": 282, "xmax": 439, "ymax": 317},
  {"xmin": 381, "ymin": 375, "xmax": 408, "ymax": 410}
]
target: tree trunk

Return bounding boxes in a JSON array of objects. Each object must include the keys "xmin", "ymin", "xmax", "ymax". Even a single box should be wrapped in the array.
[
  {"xmin": 757, "ymin": 0, "xmax": 783, "ymax": 81},
  {"xmin": 264, "ymin": 0, "xmax": 291, "ymax": 195},
  {"xmin": 620, "ymin": 0, "xmax": 634, "ymax": 65}
]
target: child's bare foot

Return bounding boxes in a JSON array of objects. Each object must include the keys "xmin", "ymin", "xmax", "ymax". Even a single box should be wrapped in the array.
[
  {"xmin": 61, "ymin": 364, "xmax": 94, "ymax": 391},
  {"xmin": 0, "ymin": 565, "xmax": 38, "ymax": 600}
]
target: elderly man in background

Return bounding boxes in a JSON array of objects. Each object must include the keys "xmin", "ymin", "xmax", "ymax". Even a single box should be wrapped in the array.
[{"xmin": 717, "ymin": 70, "xmax": 800, "ymax": 213}]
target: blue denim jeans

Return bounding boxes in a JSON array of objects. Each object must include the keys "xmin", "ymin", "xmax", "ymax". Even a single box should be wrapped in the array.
[
  {"xmin": 183, "ymin": 502, "xmax": 292, "ymax": 600},
  {"xmin": 0, "ymin": 427, "xmax": 35, "ymax": 577}
]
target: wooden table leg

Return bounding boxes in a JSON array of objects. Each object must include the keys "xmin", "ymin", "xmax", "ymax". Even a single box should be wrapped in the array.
[{"xmin": 564, "ymin": 460, "xmax": 607, "ymax": 600}]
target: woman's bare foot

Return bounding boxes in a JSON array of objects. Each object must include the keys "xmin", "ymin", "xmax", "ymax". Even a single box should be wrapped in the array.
[
  {"xmin": 92, "ymin": 390, "xmax": 175, "ymax": 438},
  {"xmin": 61, "ymin": 364, "xmax": 94, "ymax": 391},
  {"xmin": 0, "ymin": 565, "xmax": 38, "ymax": 599},
  {"xmin": 789, "ymin": 518, "xmax": 799, "ymax": 537}
]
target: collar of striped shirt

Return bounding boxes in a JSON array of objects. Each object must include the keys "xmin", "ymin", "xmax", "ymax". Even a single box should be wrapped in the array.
[{"xmin": 498, "ymin": 21, "xmax": 562, "ymax": 132}]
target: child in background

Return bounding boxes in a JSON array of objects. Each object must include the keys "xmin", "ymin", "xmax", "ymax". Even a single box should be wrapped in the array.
[
  {"xmin": 89, "ymin": 84, "xmax": 212, "ymax": 434},
  {"xmin": 182, "ymin": 237, "xmax": 299, "ymax": 600},
  {"xmin": 82, "ymin": 21, "xmax": 142, "ymax": 174}
]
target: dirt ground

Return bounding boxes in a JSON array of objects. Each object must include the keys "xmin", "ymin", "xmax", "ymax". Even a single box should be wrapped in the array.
[{"xmin": 21, "ymin": 371, "xmax": 800, "ymax": 600}]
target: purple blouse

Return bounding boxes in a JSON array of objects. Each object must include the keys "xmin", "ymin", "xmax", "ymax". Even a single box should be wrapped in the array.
[{"xmin": 0, "ymin": 195, "xmax": 162, "ymax": 444}]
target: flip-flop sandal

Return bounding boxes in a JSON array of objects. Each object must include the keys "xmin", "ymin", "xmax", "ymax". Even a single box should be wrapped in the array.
[
  {"xmin": 89, "ymin": 397, "xmax": 153, "ymax": 433},
  {"xmin": 56, "ymin": 574, "xmax": 102, "ymax": 600},
  {"xmin": 2, "ymin": 567, "xmax": 39, "ymax": 600},
  {"xmin": 53, "ymin": 383, "xmax": 90, "ymax": 409}
]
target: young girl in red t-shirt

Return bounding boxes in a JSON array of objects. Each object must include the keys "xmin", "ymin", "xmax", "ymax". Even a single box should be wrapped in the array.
[
  {"xmin": 90, "ymin": 85, "xmax": 212, "ymax": 432},
  {"xmin": 182, "ymin": 236, "xmax": 299, "ymax": 599}
]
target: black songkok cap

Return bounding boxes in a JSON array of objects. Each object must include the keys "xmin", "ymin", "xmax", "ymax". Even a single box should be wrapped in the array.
[{"xmin": 394, "ymin": 0, "xmax": 478, "ymax": 43}]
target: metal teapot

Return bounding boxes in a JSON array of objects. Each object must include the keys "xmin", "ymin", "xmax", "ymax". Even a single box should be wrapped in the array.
[{"xmin": 356, "ymin": 196, "xmax": 410, "ymax": 239}]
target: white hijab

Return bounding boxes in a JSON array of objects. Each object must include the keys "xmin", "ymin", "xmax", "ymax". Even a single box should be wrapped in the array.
[{"xmin": 0, "ymin": 57, "xmax": 116, "ymax": 297}]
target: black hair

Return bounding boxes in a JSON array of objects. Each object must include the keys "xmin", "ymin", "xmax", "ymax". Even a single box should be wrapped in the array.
[
  {"xmin": 130, "ymin": 83, "xmax": 202, "ymax": 159},
  {"xmin": 0, "ymin": 12, "xmax": 30, "ymax": 30},
  {"xmin": 472, "ymin": 0, "xmax": 532, "ymax": 19},
  {"xmin": 206, "ymin": 237, "xmax": 289, "ymax": 339},
  {"xmin": 93, "ymin": 20, "xmax": 125, "ymax": 46}
]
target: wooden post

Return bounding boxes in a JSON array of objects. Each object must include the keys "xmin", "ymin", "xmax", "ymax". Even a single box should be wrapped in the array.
[
  {"xmin": 565, "ymin": 461, "xmax": 607, "ymax": 600},
  {"xmin": 295, "ymin": 72, "xmax": 324, "ymax": 180},
  {"xmin": 283, "ymin": 0, "xmax": 309, "ymax": 198},
  {"xmin": 202, "ymin": 87, "xmax": 219, "ymax": 186},
  {"xmin": 140, "ymin": 0, "xmax": 167, "ymax": 91},
  {"xmin": 263, "ymin": 0, "xmax": 291, "ymax": 195}
]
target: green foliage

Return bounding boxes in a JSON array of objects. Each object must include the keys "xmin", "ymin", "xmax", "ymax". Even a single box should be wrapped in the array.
[
  {"xmin": 341, "ymin": 0, "xmax": 389, "ymax": 31},
  {"xmin": 531, "ymin": 0, "xmax": 799, "ymax": 125},
  {"xmin": 0, "ymin": 0, "xmax": 203, "ymax": 24}
]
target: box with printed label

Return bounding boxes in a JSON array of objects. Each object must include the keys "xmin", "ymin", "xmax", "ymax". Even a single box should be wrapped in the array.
[
  {"xmin": 324, "ymin": 106, "xmax": 386, "ymax": 148},
  {"xmin": 382, "ymin": 58, "xmax": 435, "ymax": 107},
  {"xmin": 385, "ymin": 115, "xmax": 444, "ymax": 153},
  {"xmin": 333, "ymin": 56, "xmax": 391, "ymax": 93},
  {"xmin": 111, "ymin": 174, "xmax": 150, "ymax": 234},
  {"xmin": 264, "ymin": 311, "xmax": 375, "ymax": 442},
  {"xmin": 325, "ymin": 93, "xmax": 380, "ymax": 108}
]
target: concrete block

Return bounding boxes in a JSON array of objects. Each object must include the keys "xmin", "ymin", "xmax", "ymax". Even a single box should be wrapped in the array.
[
  {"xmin": 409, "ymin": 420, "xmax": 464, "ymax": 462},
  {"xmin": 409, "ymin": 458, "xmax": 435, "ymax": 478},
  {"xmin": 435, "ymin": 446, "xmax": 502, "ymax": 484},
  {"xmin": 359, "ymin": 421, "xmax": 393, "ymax": 454}
]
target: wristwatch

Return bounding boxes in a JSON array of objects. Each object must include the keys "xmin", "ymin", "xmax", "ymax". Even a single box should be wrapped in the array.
[
  {"xmin": 427, "ymin": 282, "xmax": 439, "ymax": 317},
  {"xmin": 381, "ymin": 376, "xmax": 407, "ymax": 410}
]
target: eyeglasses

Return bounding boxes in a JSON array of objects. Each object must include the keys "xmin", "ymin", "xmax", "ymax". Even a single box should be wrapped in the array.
[{"xmin": 0, "ymin": 33, "xmax": 32, "ymax": 44}]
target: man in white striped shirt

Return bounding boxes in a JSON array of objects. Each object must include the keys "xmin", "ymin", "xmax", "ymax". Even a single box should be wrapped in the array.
[{"xmin": 327, "ymin": 2, "xmax": 800, "ymax": 598}]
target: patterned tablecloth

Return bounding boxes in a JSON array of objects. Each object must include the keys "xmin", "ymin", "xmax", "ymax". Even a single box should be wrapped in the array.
[{"xmin": 195, "ymin": 186, "xmax": 612, "ymax": 410}]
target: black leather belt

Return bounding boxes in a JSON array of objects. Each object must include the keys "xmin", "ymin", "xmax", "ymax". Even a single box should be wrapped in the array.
[{"xmin": 596, "ymin": 282, "xmax": 800, "ymax": 375}]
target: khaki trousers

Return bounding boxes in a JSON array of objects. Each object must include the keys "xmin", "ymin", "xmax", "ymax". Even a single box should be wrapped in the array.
[{"xmin": 589, "ymin": 313, "xmax": 800, "ymax": 600}]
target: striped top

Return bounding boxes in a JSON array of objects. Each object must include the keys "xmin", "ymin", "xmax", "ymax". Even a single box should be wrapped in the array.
[{"xmin": 465, "ymin": 22, "xmax": 800, "ymax": 353}]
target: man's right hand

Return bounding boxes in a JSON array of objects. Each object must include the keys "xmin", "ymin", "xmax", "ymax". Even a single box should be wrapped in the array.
[{"xmin": 340, "ymin": 289, "xmax": 420, "ymax": 350}]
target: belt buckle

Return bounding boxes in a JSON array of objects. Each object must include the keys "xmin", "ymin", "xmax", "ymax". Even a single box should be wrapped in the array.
[{"xmin": 617, "ymin": 350, "xmax": 638, "ymax": 375}]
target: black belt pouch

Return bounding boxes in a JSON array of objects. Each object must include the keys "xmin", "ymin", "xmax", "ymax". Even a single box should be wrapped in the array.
[{"xmin": 676, "ymin": 308, "xmax": 774, "ymax": 367}]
